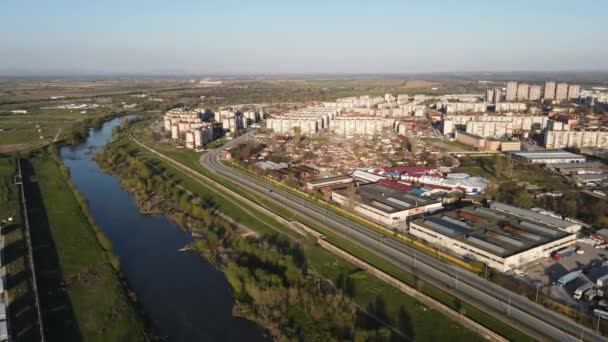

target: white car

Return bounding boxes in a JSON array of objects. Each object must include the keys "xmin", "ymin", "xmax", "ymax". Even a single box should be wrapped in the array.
[{"xmin": 514, "ymin": 269, "xmax": 526, "ymax": 277}]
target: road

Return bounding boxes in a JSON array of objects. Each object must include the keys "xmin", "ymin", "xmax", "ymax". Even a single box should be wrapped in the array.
[{"xmin": 199, "ymin": 132, "xmax": 608, "ymax": 342}]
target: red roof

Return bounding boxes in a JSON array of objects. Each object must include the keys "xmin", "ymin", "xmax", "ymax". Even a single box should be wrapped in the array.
[
  {"xmin": 378, "ymin": 179, "xmax": 413, "ymax": 191},
  {"xmin": 382, "ymin": 166, "xmax": 436, "ymax": 174}
]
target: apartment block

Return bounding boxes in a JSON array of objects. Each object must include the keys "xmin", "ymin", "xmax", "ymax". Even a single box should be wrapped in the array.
[
  {"xmin": 544, "ymin": 81, "xmax": 556, "ymax": 100},
  {"xmin": 516, "ymin": 83, "xmax": 530, "ymax": 101},
  {"xmin": 506, "ymin": 81, "xmax": 518, "ymax": 101}
]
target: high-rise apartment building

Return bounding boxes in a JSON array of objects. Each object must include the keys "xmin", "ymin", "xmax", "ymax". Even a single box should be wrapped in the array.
[
  {"xmin": 529, "ymin": 85, "xmax": 542, "ymax": 101},
  {"xmin": 493, "ymin": 88, "xmax": 501, "ymax": 103},
  {"xmin": 506, "ymin": 81, "xmax": 518, "ymax": 101},
  {"xmin": 485, "ymin": 88, "xmax": 501, "ymax": 103},
  {"xmin": 556, "ymin": 82, "xmax": 569, "ymax": 100},
  {"xmin": 516, "ymin": 83, "xmax": 530, "ymax": 101},
  {"xmin": 486, "ymin": 89, "xmax": 494, "ymax": 102},
  {"xmin": 568, "ymin": 84, "xmax": 581, "ymax": 100},
  {"xmin": 544, "ymin": 81, "xmax": 556, "ymax": 100}
]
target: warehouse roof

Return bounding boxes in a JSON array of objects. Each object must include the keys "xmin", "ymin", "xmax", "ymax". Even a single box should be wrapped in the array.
[
  {"xmin": 335, "ymin": 182, "xmax": 438, "ymax": 214},
  {"xmin": 511, "ymin": 150, "xmax": 585, "ymax": 160},
  {"xmin": 412, "ymin": 204, "xmax": 572, "ymax": 258},
  {"xmin": 547, "ymin": 161, "xmax": 605, "ymax": 169},
  {"xmin": 490, "ymin": 202, "xmax": 581, "ymax": 233},
  {"xmin": 307, "ymin": 175, "xmax": 353, "ymax": 185}
]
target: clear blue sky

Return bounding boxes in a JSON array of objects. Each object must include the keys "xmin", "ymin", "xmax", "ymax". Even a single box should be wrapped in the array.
[{"xmin": 1, "ymin": 0, "xmax": 606, "ymax": 75}]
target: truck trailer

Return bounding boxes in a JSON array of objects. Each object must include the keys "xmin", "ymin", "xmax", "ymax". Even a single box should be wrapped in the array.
[
  {"xmin": 597, "ymin": 274, "xmax": 608, "ymax": 287},
  {"xmin": 556, "ymin": 270, "xmax": 582, "ymax": 287},
  {"xmin": 574, "ymin": 282, "xmax": 595, "ymax": 300},
  {"xmin": 552, "ymin": 247, "xmax": 576, "ymax": 261}
]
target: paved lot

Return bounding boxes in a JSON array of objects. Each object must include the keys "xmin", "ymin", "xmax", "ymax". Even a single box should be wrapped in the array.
[{"xmin": 522, "ymin": 242, "xmax": 608, "ymax": 306}]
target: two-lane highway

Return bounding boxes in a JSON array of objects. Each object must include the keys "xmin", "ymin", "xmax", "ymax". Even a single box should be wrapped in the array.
[{"xmin": 199, "ymin": 132, "xmax": 606, "ymax": 342}]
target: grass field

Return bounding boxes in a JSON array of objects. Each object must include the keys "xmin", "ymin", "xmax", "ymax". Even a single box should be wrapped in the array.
[
  {"xmin": 124, "ymin": 126, "xmax": 534, "ymax": 341},
  {"xmin": 0, "ymin": 157, "xmax": 41, "ymax": 342},
  {"xmin": 456, "ymin": 156, "xmax": 572, "ymax": 190},
  {"xmin": 421, "ymin": 137, "xmax": 477, "ymax": 152},
  {"xmin": 22, "ymin": 152, "xmax": 146, "ymax": 342}
]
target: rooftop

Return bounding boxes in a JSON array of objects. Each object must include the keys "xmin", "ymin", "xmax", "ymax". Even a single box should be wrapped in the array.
[
  {"xmin": 307, "ymin": 175, "xmax": 353, "ymax": 185},
  {"xmin": 547, "ymin": 161, "xmax": 605, "ymax": 169},
  {"xmin": 412, "ymin": 205, "xmax": 571, "ymax": 257},
  {"xmin": 511, "ymin": 150, "xmax": 585, "ymax": 160},
  {"xmin": 335, "ymin": 182, "xmax": 438, "ymax": 214}
]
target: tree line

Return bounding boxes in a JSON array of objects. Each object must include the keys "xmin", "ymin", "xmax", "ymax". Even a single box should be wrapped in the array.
[{"xmin": 95, "ymin": 141, "xmax": 406, "ymax": 341}]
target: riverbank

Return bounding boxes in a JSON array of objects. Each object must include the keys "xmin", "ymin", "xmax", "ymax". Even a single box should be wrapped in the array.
[
  {"xmin": 95, "ymin": 137, "xmax": 373, "ymax": 340},
  {"xmin": 21, "ymin": 148, "xmax": 148, "ymax": 341},
  {"xmin": 130, "ymin": 121, "xmax": 537, "ymax": 342},
  {"xmin": 100, "ymin": 126, "xmax": 492, "ymax": 341}
]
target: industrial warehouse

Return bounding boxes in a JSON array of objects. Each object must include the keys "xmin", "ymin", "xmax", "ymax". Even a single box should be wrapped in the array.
[
  {"xmin": 331, "ymin": 182, "xmax": 443, "ymax": 228},
  {"xmin": 409, "ymin": 203, "xmax": 578, "ymax": 272},
  {"xmin": 510, "ymin": 150, "xmax": 587, "ymax": 164}
]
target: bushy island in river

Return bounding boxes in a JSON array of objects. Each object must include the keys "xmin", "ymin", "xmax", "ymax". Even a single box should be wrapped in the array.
[{"xmin": 94, "ymin": 141, "xmax": 401, "ymax": 341}]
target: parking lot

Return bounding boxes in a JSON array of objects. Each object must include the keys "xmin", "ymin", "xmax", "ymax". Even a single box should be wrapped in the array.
[{"xmin": 522, "ymin": 241, "xmax": 608, "ymax": 306}]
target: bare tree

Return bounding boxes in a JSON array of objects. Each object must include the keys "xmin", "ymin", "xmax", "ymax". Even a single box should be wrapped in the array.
[
  {"xmin": 503, "ymin": 154, "xmax": 514, "ymax": 180},
  {"xmin": 345, "ymin": 184, "xmax": 360, "ymax": 212}
]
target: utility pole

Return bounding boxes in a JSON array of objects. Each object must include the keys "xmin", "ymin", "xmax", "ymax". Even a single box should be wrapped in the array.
[
  {"xmin": 535, "ymin": 286, "xmax": 540, "ymax": 303},
  {"xmin": 507, "ymin": 294, "xmax": 512, "ymax": 317}
]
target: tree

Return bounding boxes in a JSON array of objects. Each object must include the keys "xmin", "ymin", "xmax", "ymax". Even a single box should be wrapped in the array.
[
  {"xmin": 345, "ymin": 185, "xmax": 360, "ymax": 213},
  {"xmin": 494, "ymin": 154, "xmax": 504, "ymax": 178},
  {"xmin": 514, "ymin": 189, "xmax": 532, "ymax": 209},
  {"xmin": 503, "ymin": 154, "xmax": 514, "ymax": 179},
  {"xmin": 292, "ymin": 126, "xmax": 302, "ymax": 141}
]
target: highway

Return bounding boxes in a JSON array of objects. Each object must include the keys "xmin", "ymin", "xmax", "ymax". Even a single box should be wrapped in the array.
[{"xmin": 199, "ymin": 132, "xmax": 606, "ymax": 342}]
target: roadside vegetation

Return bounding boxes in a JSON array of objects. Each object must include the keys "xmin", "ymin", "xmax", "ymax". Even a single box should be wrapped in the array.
[
  {"xmin": 131, "ymin": 119, "xmax": 540, "ymax": 340},
  {"xmin": 99, "ymin": 127, "xmax": 537, "ymax": 341},
  {"xmin": 21, "ymin": 147, "xmax": 147, "ymax": 342}
]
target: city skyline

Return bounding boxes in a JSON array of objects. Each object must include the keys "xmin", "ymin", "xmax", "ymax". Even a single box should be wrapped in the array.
[{"xmin": 2, "ymin": 0, "xmax": 608, "ymax": 75}]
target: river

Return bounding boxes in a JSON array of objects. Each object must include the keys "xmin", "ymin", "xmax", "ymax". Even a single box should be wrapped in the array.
[{"xmin": 59, "ymin": 117, "xmax": 269, "ymax": 341}]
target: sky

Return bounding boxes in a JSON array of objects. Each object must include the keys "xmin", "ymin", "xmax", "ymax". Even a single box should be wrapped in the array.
[{"xmin": 1, "ymin": 0, "xmax": 607, "ymax": 75}]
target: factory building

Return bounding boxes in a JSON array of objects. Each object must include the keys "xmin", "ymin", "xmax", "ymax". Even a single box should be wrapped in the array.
[
  {"xmin": 409, "ymin": 204, "xmax": 578, "ymax": 272},
  {"xmin": 332, "ymin": 182, "xmax": 443, "ymax": 228},
  {"xmin": 510, "ymin": 150, "xmax": 586, "ymax": 164},
  {"xmin": 490, "ymin": 202, "xmax": 581, "ymax": 233},
  {"xmin": 304, "ymin": 175, "xmax": 354, "ymax": 191}
]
